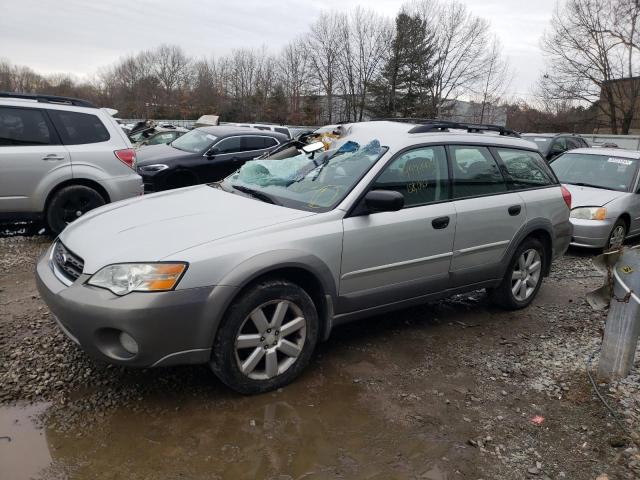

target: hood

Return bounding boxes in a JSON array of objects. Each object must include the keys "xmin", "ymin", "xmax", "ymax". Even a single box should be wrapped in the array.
[
  {"xmin": 563, "ymin": 184, "xmax": 628, "ymax": 208},
  {"xmin": 60, "ymin": 185, "xmax": 315, "ymax": 273},
  {"xmin": 136, "ymin": 143, "xmax": 192, "ymax": 165}
]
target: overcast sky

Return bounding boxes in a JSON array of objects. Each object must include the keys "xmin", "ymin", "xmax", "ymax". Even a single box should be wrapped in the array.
[{"xmin": 1, "ymin": 0, "xmax": 557, "ymax": 99}]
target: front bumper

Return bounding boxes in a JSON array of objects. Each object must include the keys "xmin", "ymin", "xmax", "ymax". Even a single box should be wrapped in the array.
[
  {"xmin": 569, "ymin": 218, "xmax": 615, "ymax": 248},
  {"xmin": 35, "ymin": 248, "xmax": 237, "ymax": 367},
  {"xmin": 136, "ymin": 168, "xmax": 166, "ymax": 193}
]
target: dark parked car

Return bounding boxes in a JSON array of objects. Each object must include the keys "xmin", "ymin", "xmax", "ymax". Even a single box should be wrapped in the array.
[
  {"xmin": 521, "ymin": 133, "xmax": 589, "ymax": 161},
  {"xmin": 137, "ymin": 126, "xmax": 287, "ymax": 192}
]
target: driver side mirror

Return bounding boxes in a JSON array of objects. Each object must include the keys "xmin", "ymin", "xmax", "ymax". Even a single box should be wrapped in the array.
[{"xmin": 364, "ymin": 190, "xmax": 404, "ymax": 213}]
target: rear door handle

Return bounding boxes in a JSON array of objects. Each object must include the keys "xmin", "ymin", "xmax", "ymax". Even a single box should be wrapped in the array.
[
  {"xmin": 431, "ymin": 216, "xmax": 450, "ymax": 229},
  {"xmin": 508, "ymin": 205, "xmax": 522, "ymax": 216},
  {"xmin": 42, "ymin": 154, "xmax": 65, "ymax": 161}
]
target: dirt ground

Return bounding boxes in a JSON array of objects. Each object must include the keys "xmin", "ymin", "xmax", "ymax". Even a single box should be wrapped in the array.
[{"xmin": 0, "ymin": 234, "xmax": 639, "ymax": 480}]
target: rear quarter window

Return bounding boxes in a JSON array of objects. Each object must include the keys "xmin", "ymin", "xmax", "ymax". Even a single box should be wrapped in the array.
[
  {"xmin": 494, "ymin": 148, "xmax": 556, "ymax": 189},
  {"xmin": 49, "ymin": 110, "xmax": 110, "ymax": 145}
]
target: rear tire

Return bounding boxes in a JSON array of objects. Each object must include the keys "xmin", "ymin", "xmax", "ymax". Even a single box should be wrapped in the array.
[
  {"xmin": 606, "ymin": 219, "xmax": 627, "ymax": 250},
  {"xmin": 45, "ymin": 185, "xmax": 106, "ymax": 235},
  {"xmin": 489, "ymin": 237, "xmax": 546, "ymax": 310},
  {"xmin": 210, "ymin": 279, "xmax": 319, "ymax": 395}
]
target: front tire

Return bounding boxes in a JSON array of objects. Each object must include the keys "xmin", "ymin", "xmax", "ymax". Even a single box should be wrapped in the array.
[
  {"xmin": 490, "ymin": 237, "xmax": 546, "ymax": 310},
  {"xmin": 210, "ymin": 279, "xmax": 319, "ymax": 394},
  {"xmin": 606, "ymin": 219, "xmax": 627, "ymax": 250},
  {"xmin": 45, "ymin": 185, "xmax": 106, "ymax": 235}
]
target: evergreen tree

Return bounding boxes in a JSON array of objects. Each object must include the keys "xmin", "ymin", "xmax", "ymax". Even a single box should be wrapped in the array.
[{"xmin": 369, "ymin": 11, "xmax": 437, "ymax": 118}]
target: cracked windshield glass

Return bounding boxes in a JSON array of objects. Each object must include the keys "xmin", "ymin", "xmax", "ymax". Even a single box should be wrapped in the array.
[{"xmin": 224, "ymin": 139, "xmax": 386, "ymax": 211}]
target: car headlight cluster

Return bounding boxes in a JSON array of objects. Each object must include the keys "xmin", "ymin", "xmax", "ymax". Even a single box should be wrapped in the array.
[
  {"xmin": 570, "ymin": 207, "xmax": 607, "ymax": 220},
  {"xmin": 138, "ymin": 164, "xmax": 169, "ymax": 173},
  {"xmin": 88, "ymin": 263, "xmax": 187, "ymax": 296}
]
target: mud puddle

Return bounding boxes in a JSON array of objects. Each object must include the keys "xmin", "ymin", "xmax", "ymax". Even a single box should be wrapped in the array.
[
  {"xmin": 0, "ymin": 402, "xmax": 51, "ymax": 480},
  {"xmin": 39, "ymin": 362, "xmax": 459, "ymax": 480}
]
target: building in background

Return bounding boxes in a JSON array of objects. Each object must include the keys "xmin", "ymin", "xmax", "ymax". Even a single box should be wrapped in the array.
[{"xmin": 596, "ymin": 77, "xmax": 640, "ymax": 134}]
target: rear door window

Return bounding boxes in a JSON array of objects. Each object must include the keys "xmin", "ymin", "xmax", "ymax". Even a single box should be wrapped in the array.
[
  {"xmin": 242, "ymin": 136, "xmax": 267, "ymax": 151},
  {"xmin": 215, "ymin": 136, "xmax": 242, "ymax": 154},
  {"xmin": 0, "ymin": 107, "xmax": 54, "ymax": 146},
  {"xmin": 450, "ymin": 145, "xmax": 507, "ymax": 198},
  {"xmin": 494, "ymin": 148, "xmax": 555, "ymax": 189},
  {"xmin": 49, "ymin": 111, "xmax": 110, "ymax": 145},
  {"xmin": 262, "ymin": 137, "xmax": 278, "ymax": 148}
]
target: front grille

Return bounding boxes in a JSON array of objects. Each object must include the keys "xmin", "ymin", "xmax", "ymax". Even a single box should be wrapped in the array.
[{"xmin": 52, "ymin": 241, "xmax": 84, "ymax": 282}]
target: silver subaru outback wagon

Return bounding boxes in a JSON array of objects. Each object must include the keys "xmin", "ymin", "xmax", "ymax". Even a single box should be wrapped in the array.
[{"xmin": 36, "ymin": 121, "xmax": 572, "ymax": 394}]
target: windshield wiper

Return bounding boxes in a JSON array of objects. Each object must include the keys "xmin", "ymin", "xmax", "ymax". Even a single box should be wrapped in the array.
[
  {"xmin": 565, "ymin": 182, "xmax": 610, "ymax": 190},
  {"xmin": 231, "ymin": 185, "xmax": 278, "ymax": 204}
]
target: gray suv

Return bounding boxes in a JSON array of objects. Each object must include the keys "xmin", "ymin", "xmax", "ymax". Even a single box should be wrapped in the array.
[
  {"xmin": 36, "ymin": 121, "xmax": 572, "ymax": 394},
  {"xmin": 0, "ymin": 92, "xmax": 143, "ymax": 233}
]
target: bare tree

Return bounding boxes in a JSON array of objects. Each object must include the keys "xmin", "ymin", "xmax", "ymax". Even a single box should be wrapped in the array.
[
  {"xmin": 149, "ymin": 45, "xmax": 191, "ymax": 98},
  {"xmin": 340, "ymin": 7, "xmax": 392, "ymax": 121},
  {"xmin": 471, "ymin": 36, "xmax": 512, "ymax": 124},
  {"xmin": 409, "ymin": 0, "xmax": 493, "ymax": 117},
  {"xmin": 540, "ymin": 0, "xmax": 640, "ymax": 134},
  {"xmin": 278, "ymin": 38, "xmax": 311, "ymax": 123},
  {"xmin": 306, "ymin": 12, "xmax": 344, "ymax": 122}
]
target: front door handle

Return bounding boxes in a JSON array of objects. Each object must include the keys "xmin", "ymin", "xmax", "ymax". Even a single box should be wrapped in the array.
[
  {"xmin": 508, "ymin": 205, "xmax": 522, "ymax": 216},
  {"xmin": 432, "ymin": 216, "xmax": 450, "ymax": 229},
  {"xmin": 42, "ymin": 154, "xmax": 65, "ymax": 161}
]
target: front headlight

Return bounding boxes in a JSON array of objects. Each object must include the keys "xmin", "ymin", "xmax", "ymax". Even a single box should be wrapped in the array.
[
  {"xmin": 570, "ymin": 207, "xmax": 607, "ymax": 220},
  {"xmin": 139, "ymin": 164, "xmax": 169, "ymax": 173},
  {"xmin": 88, "ymin": 263, "xmax": 187, "ymax": 296}
]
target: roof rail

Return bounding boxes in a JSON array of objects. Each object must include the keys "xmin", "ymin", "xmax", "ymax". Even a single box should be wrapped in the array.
[
  {"xmin": 0, "ymin": 91, "xmax": 97, "ymax": 108},
  {"xmin": 375, "ymin": 117, "xmax": 520, "ymax": 138}
]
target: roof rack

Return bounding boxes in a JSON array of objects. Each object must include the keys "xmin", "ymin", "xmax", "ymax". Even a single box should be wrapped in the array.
[
  {"xmin": 375, "ymin": 118, "xmax": 520, "ymax": 138},
  {"xmin": 0, "ymin": 92, "xmax": 97, "ymax": 108}
]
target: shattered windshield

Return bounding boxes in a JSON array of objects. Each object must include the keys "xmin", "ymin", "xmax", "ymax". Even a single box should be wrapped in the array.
[{"xmin": 222, "ymin": 139, "xmax": 387, "ymax": 212}]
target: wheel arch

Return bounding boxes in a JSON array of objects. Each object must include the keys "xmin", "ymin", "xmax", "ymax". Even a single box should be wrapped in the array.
[
  {"xmin": 501, "ymin": 220, "xmax": 555, "ymax": 278},
  {"xmin": 210, "ymin": 254, "xmax": 338, "ymax": 346},
  {"xmin": 617, "ymin": 213, "xmax": 631, "ymax": 230},
  {"xmin": 44, "ymin": 178, "xmax": 110, "ymax": 212}
]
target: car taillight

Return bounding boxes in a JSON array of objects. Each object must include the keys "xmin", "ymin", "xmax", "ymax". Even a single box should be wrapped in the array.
[
  {"xmin": 561, "ymin": 184, "xmax": 572, "ymax": 209},
  {"xmin": 114, "ymin": 148, "xmax": 136, "ymax": 169}
]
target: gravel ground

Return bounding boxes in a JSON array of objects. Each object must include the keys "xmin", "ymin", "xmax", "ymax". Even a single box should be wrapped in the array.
[{"xmin": 1, "ymin": 235, "xmax": 639, "ymax": 479}]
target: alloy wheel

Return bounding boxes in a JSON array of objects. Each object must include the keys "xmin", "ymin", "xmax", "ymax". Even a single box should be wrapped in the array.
[
  {"xmin": 511, "ymin": 249, "xmax": 542, "ymax": 302},
  {"xmin": 234, "ymin": 300, "xmax": 307, "ymax": 380},
  {"xmin": 61, "ymin": 195, "xmax": 102, "ymax": 224},
  {"xmin": 609, "ymin": 225, "xmax": 625, "ymax": 249}
]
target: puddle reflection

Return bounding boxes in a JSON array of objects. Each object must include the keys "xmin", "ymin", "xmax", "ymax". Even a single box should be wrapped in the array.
[{"xmin": 43, "ymin": 369, "xmax": 447, "ymax": 479}]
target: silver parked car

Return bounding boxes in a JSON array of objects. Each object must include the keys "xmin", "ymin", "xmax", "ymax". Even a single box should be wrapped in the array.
[
  {"xmin": 550, "ymin": 148, "xmax": 640, "ymax": 249},
  {"xmin": 36, "ymin": 121, "xmax": 572, "ymax": 394},
  {"xmin": 0, "ymin": 92, "xmax": 143, "ymax": 233}
]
